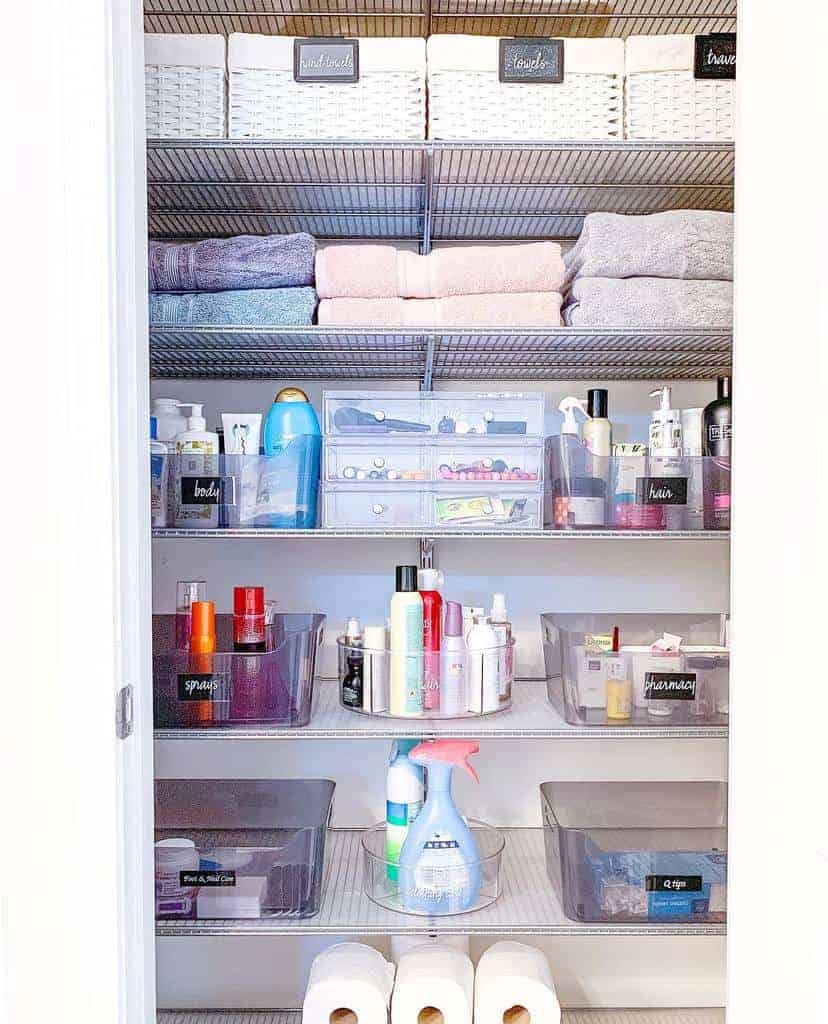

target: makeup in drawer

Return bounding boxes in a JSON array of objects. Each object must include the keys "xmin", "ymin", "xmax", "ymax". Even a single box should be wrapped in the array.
[
  {"xmin": 322, "ymin": 485, "xmax": 429, "ymax": 529},
  {"xmin": 434, "ymin": 440, "xmax": 543, "ymax": 482},
  {"xmin": 324, "ymin": 440, "xmax": 430, "ymax": 483}
]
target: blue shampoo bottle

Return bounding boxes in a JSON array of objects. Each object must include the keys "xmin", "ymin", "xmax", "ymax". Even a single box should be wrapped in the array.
[
  {"xmin": 398, "ymin": 740, "xmax": 481, "ymax": 915},
  {"xmin": 261, "ymin": 386, "xmax": 321, "ymax": 529}
]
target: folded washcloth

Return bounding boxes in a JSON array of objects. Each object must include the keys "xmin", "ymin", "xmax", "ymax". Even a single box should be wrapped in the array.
[
  {"xmin": 316, "ymin": 243, "xmax": 565, "ymax": 299},
  {"xmin": 149, "ymin": 233, "xmax": 316, "ymax": 292},
  {"xmin": 318, "ymin": 292, "xmax": 562, "ymax": 327},
  {"xmin": 564, "ymin": 211, "xmax": 734, "ymax": 285},
  {"xmin": 149, "ymin": 287, "xmax": 317, "ymax": 326},
  {"xmin": 563, "ymin": 278, "xmax": 732, "ymax": 328}
]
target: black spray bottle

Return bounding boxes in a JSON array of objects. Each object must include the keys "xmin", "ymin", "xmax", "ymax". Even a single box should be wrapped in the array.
[{"xmin": 702, "ymin": 376, "xmax": 732, "ymax": 530}]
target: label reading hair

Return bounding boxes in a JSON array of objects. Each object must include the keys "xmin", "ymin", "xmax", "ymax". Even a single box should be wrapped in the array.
[
  {"xmin": 294, "ymin": 38, "xmax": 359, "ymax": 83},
  {"xmin": 644, "ymin": 672, "xmax": 697, "ymax": 701},
  {"xmin": 177, "ymin": 673, "xmax": 232, "ymax": 702},
  {"xmin": 180, "ymin": 870, "xmax": 236, "ymax": 887},
  {"xmin": 636, "ymin": 477, "xmax": 688, "ymax": 505},
  {"xmin": 694, "ymin": 33, "xmax": 736, "ymax": 80},
  {"xmin": 645, "ymin": 875, "xmax": 703, "ymax": 893},
  {"xmin": 499, "ymin": 38, "xmax": 565, "ymax": 84}
]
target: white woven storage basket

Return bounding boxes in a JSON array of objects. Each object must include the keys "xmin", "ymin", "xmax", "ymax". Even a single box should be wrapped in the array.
[
  {"xmin": 426, "ymin": 36, "xmax": 624, "ymax": 141},
  {"xmin": 625, "ymin": 35, "xmax": 735, "ymax": 141},
  {"xmin": 228, "ymin": 35, "xmax": 426, "ymax": 140},
  {"xmin": 145, "ymin": 34, "xmax": 226, "ymax": 139}
]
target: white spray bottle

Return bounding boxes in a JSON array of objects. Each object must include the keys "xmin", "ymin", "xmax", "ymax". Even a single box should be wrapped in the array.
[{"xmin": 547, "ymin": 396, "xmax": 588, "ymax": 528}]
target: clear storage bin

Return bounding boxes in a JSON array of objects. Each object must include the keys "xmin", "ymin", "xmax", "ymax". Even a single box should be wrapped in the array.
[
  {"xmin": 166, "ymin": 440, "xmax": 321, "ymax": 531},
  {"xmin": 541, "ymin": 612, "xmax": 729, "ymax": 727},
  {"xmin": 324, "ymin": 439, "xmax": 430, "ymax": 484},
  {"xmin": 540, "ymin": 781, "xmax": 727, "ymax": 924},
  {"xmin": 431, "ymin": 484, "xmax": 542, "ymax": 529},
  {"xmin": 361, "ymin": 820, "xmax": 505, "ymax": 916},
  {"xmin": 434, "ymin": 440, "xmax": 542, "ymax": 483},
  {"xmin": 155, "ymin": 779, "xmax": 335, "ymax": 919},
  {"xmin": 153, "ymin": 613, "xmax": 325, "ymax": 728},
  {"xmin": 325, "ymin": 391, "xmax": 431, "ymax": 437},
  {"xmin": 322, "ymin": 484, "xmax": 430, "ymax": 528}
]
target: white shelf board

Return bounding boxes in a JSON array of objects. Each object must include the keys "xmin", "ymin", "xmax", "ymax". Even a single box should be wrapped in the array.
[
  {"xmin": 155, "ymin": 829, "xmax": 726, "ymax": 937},
  {"xmin": 158, "ymin": 1011, "xmax": 725, "ymax": 1024}
]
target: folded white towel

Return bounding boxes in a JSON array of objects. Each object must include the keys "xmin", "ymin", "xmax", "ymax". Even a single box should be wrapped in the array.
[
  {"xmin": 303, "ymin": 943, "xmax": 395, "ymax": 1024},
  {"xmin": 474, "ymin": 942, "xmax": 561, "ymax": 1024},
  {"xmin": 625, "ymin": 34, "xmax": 696, "ymax": 74},
  {"xmin": 144, "ymin": 32, "xmax": 226, "ymax": 68},
  {"xmin": 229, "ymin": 33, "xmax": 426, "ymax": 74},
  {"xmin": 427, "ymin": 35, "xmax": 625, "ymax": 76}
]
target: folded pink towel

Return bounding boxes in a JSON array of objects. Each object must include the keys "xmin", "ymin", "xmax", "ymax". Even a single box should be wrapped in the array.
[
  {"xmin": 315, "ymin": 243, "xmax": 565, "ymax": 299},
  {"xmin": 317, "ymin": 292, "xmax": 563, "ymax": 327}
]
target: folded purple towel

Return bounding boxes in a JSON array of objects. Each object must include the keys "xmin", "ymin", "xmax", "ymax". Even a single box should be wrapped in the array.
[{"xmin": 149, "ymin": 232, "xmax": 316, "ymax": 292}]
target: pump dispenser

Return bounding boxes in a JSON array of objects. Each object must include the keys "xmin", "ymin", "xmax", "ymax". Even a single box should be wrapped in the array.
[
  {"xmin": 398, "ymin": 740, "xmax": 482, "ymax": 914},
  {"xmin": 173, "ymin": 403, "xmax": 220, "ymax": 529},
  {"xmin": 648, "ymin": 386, "xmax": 685, "ymax": 530},
  {"xmin": 559, "ymin": 396, "xmax": 588, "ymax": 437}
]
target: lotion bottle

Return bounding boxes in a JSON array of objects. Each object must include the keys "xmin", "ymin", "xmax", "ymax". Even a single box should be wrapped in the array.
[
  {"xmin": 648, "ymin": 386, "xmax": 684, "ymax": 531},
  {"xmin": 390, "ymin": 566, "xmax": 423, "ymax": 717},
  {"xmin": 440, "ymin": 602, "xmax": 467, "ymax": 717},
  {"xmin": 583, "ymin": 388, "xmax": 612, "ymax": 456},
  {"xmin": 173, "ymin": 403, "xmax": 220, "ymax": 529},
  {"xmin": 467, "ymin": 615, "xmax": 499, "ymax": 714}
]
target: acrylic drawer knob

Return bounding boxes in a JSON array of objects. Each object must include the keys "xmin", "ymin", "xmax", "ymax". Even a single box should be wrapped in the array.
[
  {"xmin": 373, "ymin": 457, "xmax": 386, "ymax": 469},
  {"xmin": 373, "ymin": 410, "xmax": 386, "ymax": 422},
  {"xmin": 372, "ymin": 503, "xmax": 387, "ymax": 515}
]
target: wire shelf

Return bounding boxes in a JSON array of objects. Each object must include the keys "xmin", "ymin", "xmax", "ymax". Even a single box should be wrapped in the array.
[
  {"xmin": 155, "ymin": 678, "xmax": 729, "ymax": 740},
  {"xmin": 158, "ymin": 1011, "xmax": 726, "ymax": 1024},
  {"xmin": 153, "ymin": 527, "xmax": 730, "ymax": 538},
  {"xmin": 155, "ymin": 828, "xmax": 727, "ymax": 936}
]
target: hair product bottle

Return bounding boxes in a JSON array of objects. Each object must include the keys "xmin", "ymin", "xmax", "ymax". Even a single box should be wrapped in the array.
[
  {"xmin": 390, "ymin": 566, "xmax": 424, "ymax": 717},
  {"xmin": 702, "ymin": 376, "xmax": 732, "ymax": 531}
]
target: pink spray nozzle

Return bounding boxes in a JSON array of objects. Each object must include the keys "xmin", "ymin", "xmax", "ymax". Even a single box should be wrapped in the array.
[{"xmin": 409, "ymin": 739, "xmax": 480, "ymax": 783}]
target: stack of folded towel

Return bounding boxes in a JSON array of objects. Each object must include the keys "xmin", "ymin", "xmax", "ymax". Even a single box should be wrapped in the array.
[
  {"xmin": 315, "ymin": 242, "xmax": 565, "ymax": 327},
  {"xmin": 148, "ymin": 232, "xmax": 317, "ymax": 325},
  {"xmin": 562, "ymin": 210, "xmax": 734, "ymax": 328}
]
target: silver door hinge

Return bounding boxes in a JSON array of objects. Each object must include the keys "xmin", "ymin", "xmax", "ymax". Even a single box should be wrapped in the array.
[{"xmin": 116, "ymin": 685, "xmax": 134, "ymax": 739}]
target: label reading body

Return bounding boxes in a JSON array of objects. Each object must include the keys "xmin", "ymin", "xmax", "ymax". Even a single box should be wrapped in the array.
[
  {"xmin": 180, "ymin": 870, "xmax": 236, "ymax": 887},
  {"xmin": 694, "ymin": 33, "xmax": 736, "ymax": 80},
  {"xmin": 499, "ymin": 38, "xmax": 565, "ymax": 83},
  {"xmin": 180, "ymin": 476, "xmax": 224, "ymax": 506},
  {"xmin": 644, "ymin": 671, "xmax": 697, "ymax": 701},
  {"xmin": 636, "ymin": 476, "xmax": 688, "ymax": 506},
  {"xmin": 177, "ymin": 673, "xmax": 231, "ymax": 702},
  {"xmin": 294, "ymin": 38, "xmax": 359, "ymax": 83}
]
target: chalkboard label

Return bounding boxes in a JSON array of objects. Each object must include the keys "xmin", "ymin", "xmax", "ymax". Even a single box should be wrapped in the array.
[
  {"xmin": 294, "ymin": 38, "xmax": 359, "ymax": 83},
  {"xmin": 499, "ymin": 38, "xmax": 565, "ymax": 84},
  {"xmin": 180, "ymin": 870, "xmax": 236, "ymax": 887},
  {"xmin": 177, "ymin": 673, "xmax": 231, "ymax": 702},
  {"xmin": 181, "ymin": 476, "xmax": 224, "ymax": 505},
  {"xmin": 646, "ymin": 875, "xmax": 703, "ymax": 893},
  {"xmin": 694, "ymin": 33, "xmax": 736, "ymax": 80},
  {"xmin": 644, "ymin": 672, "xmax": 697, "ymax": 701},
  {"xmin": 636, "ymin": 476, "xmax": 688, "ymax": 505}
]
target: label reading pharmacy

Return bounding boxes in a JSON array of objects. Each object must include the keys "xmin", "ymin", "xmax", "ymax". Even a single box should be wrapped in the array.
[
  {"xmin": 644, "ymin": 672, "xmax": 697, "ymax": 701},
  {"xmin": 294, "ymin": 38, "xmax": 359, "ymax": 83},
  {"xmin": 177, "ymin": 673, "xmax": 231, "ymax": 701},
  {"xmin": 694, "ymin": 33, "xmax": 736, "ymax": 80},
  {"xmin": 499, "ymin": 38, "xmax": 564, "ymax": 84},
  {"xmin": 180, "ymin": 870, "xmax": 236, "ymax": 887},
  {"xmin": 645, "ymin": 875, "xmax": 703, "ymax": 893}
]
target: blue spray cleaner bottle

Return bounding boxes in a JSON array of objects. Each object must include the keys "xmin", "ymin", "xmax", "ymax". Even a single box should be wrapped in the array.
[
  {"xmin": 398, "ymin": 740, "xmax": 481, "ymax": 914},
  {"xmin": 261, "ymin": 386, "xmax": 321, "ymax": 528}
]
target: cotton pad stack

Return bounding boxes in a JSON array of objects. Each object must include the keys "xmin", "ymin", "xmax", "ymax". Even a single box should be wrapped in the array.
[
  {"xmin": 474, "ymin": 942, "xmax": 561, "ymax": 1024},
  {"xmin": 562, "ymin": 210, "xmax": 734, "ymax": 328},
  {"xmin": 391, "ymin": 944, "xmax": 474, "ymax": 1024},
  {"xmin": 316, "ymin": 243, "xmax": 565, "ymax": 327},
  {"xmin": 302, "ymin": 943, "xmax": 396, "ymax": 1024}
]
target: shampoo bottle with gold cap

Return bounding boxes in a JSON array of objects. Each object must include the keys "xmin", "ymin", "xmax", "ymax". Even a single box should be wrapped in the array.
[{"xmin": 261, "ymin": 386, "xmax": 322, "ymax": 529}]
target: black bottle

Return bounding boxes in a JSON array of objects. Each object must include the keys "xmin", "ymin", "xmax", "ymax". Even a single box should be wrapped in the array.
[{"xmin": 702, "ymin": 376, "xmax": 732, "ymax": 530}]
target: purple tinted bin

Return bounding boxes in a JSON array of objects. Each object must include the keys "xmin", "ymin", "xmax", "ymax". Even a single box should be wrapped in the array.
[{"xmin": 153, "ymin": 613, "xmax": 325, "ymax": 728}]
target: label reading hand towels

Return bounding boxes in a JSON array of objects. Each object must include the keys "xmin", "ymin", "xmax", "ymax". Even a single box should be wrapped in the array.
[{"xmin": 294, "ymin": 38, "xmax": 360, "ymax": 83}]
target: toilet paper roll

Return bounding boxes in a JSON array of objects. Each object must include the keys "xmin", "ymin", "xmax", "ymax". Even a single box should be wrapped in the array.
[
  {"xmin": 392, "ymin": 945, "xmax": 473, "ymax": 1024},
  {"xmin": 473, "ymin": 942, "xmax": 561, "ymax": 1024},
  {"xmin": 303, "ymin": 942, "xmax": 395, "ymax": 1024},
  {"xmin": 391, "ymin": 934, "xmax": 471, "ymax": 963}
]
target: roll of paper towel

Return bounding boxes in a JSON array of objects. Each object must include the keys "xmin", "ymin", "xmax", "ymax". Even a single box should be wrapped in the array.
[
  {"xmin": 473, "ymin": 942, "xmax": 561, "ymax": 1024},
  {"xmin": 303, "ymin": 942, "xmax": 395, "ymax": 1024},
  {"xmin": 392, "ymin": 944, "xmax": 473, "ymax": 1024},
  {"xmin": 391, "ymin": 934, "xmax": 471, "ymax": 963}
]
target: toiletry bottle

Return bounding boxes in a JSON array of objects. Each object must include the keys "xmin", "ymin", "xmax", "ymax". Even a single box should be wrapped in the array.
[
  {"xmin": 467, "ymin": 614, "xmax": 500, "ymax": 714},
  {"xmin": 176, "ymin": 580, "xmax": 207, "ymax": 649},
  {"xmin": 151, "ymin": 398, "xmax": 187, "ymax": 447},
  {"xmin": 233, "ymin": 586, "xmax": 266, "ymax": 653},
  {"xmin": 189, "ymin": 600, "xmax": 217, "ymax": 724},
  {"xmin": 418, "ymin": 569, "xmax": 444, "ymax": 712},
  {"xmin": 463, "ymin": 606, "xmax": 484, "ymax": 642},
  {"xmin": 604, "ymin": 627, "xmax": 632, "ymax": 721},
  {"xmin": 173, "ymin": 403, "xmax": 220, "ymax": 529},
  {"xmin": 583, "ymin": 388, "xmax": 612, "ymax": 456},
  {"xmin": 702, "ymin": 376, "xmax": 732, "ymax": 531},
  {"xmin": 341, "ymin": 617, "xmax": 365, "ymax": 710},
  {"xmin": 390, "ymin": 566, "xmax": 424, "ymax": 717},
  {"xmin": 440, "ymin": 602, "xmax": 468, "ymax": 717},
  {"xmin": 386, "ymin": 739, "xmax": 425, "ymax": 883},
  {"xmin": 680, "ymin": 407, "xmax": 705, "ymax": 531},
  {"xmin": 150, "ymin": 417, "xmax": 169, "ymax": 529},
  {"xmin": 399, "ymin": 740, "xmax": 481, "ymax": 915},
  {"xmin": 489, "ymin": 593, "xmax": 513, "ymax": 704},
  {"xmin": 548, "ymin": 397, "xmax": 589, "ymax": 529},
  {"xmin": 363, "ymin": 624, "xmax": 388, "ymax": 712},
  {"xmin": 648, "ymin": 386, "xmax": 685, "ymax": 531},
  {"xmin": 262, "ymin": 386, "xmax": 322, "ymax": 529}
]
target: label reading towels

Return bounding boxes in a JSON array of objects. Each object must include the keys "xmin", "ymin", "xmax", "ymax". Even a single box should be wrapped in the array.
[
  {"xmin": 499, "ymin": 38, "xmax": 564, "ymax": 84},
  {"xmin": 294, "ymin": 38, "xmax": 359, "ymax": 83},
  {"xmin": 694, "ymin": 33, "xmax": 737, "ymax": 80}
]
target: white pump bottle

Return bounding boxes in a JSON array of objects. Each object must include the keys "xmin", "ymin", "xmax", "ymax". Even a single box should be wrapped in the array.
[
  {"xmin": 648, "ymin": 386, "xmax": 685, "ymax": 530},
  {"xmin": 173, "ymin": 403, "xmax": 220, "ymax": 528}
]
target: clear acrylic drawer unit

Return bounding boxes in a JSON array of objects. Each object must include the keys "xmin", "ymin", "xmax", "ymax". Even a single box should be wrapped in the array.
[
  {"xmin": 540, "ymin": 781, "xmax": 727, "ymax": 925},
  {"xmin": 541, "ymin": 612, "xmax": 729, "ymax": 728},
  {"xmin": 153, "ymin": 613, "xmax": 325, "ymax": 728},
  {"xmin": 544, "ymin": 439, "xmax": 731, "ymax": 531},
  {"xmin": 154, "ymin": 779, "xmax": 335, "ymax": 920}
]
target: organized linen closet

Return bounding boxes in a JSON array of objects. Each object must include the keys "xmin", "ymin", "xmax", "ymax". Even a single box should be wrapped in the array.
[{"xmin": 145, "ymin": 4, "xmax": 735, "ymax": 1024}]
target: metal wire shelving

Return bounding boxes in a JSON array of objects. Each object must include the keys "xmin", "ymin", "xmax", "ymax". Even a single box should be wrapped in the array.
[{"xmin": 158, "ymin": 1010, "xmax": 726, "ymax": 1023}]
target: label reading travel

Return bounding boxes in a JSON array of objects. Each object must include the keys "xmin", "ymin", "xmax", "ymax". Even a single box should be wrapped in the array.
[
  {"xmin": 177, "ymin": 673, "xmax": 231, "ymax": 702},
  {"xmin": 180, "ymin": 870, "xmax": 236, "ymax": 887},
  {"xmin": 646, "ymin": 875, "xmax": 703, "ymax": 893},
  {"xmin": 181, "ymin": 476, "xmax": 224, "ymax": 505},
  {"xmin": 636, "ymin": 476, "xmax": 688, "ymax": 505},
  {"xmin": 499, "ymin": 38, "xmax": 564, "ymax": 84},
  {"xmin": 644, "ymin": 672, "xmax": 697, "ymax": 701},
  {"xmin": 694, "ymin": 33, "xmax": 736, "ymax": 80},
  {"xmin": 294, "ymin": 38, "xmax": 359, "ymax": 83}
]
